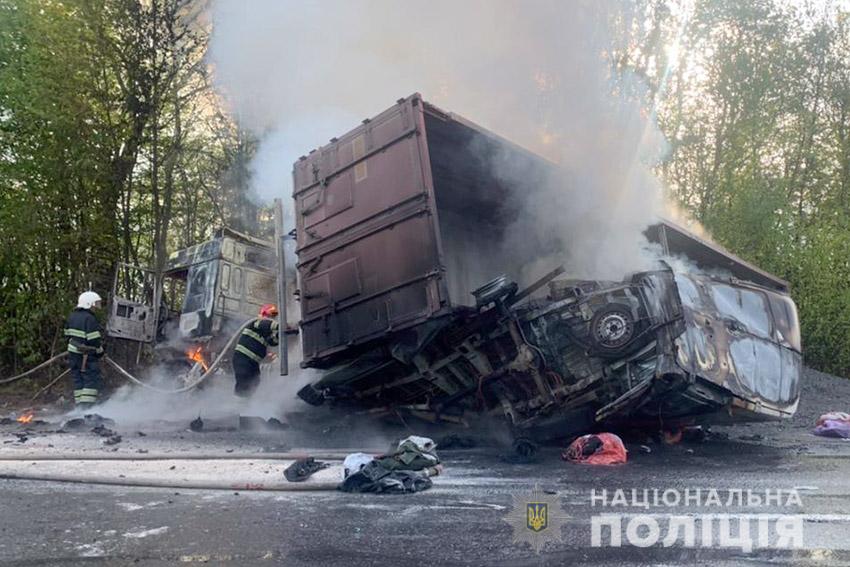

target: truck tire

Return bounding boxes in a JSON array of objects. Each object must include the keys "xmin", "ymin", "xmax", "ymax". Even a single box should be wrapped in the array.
[{"xmin": 589, "ymin": 304, "xmax": 636, "ymax": 357}]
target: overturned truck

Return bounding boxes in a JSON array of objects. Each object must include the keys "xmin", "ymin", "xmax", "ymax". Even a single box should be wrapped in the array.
[{"xmin": 292, "ymin": 94, "xmax": 801, "ymax": 442}]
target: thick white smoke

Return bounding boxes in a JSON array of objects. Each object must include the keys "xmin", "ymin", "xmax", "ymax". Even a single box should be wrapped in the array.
[{"xmin": 209, "ymin": 0, "xmax": 667, "ymax": 279}]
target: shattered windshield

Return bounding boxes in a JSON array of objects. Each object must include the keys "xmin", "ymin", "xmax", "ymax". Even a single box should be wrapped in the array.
[
  {"xmin": 183, "ymin": 261, "xmax": 218, "ymax": 314},
  {"xmin": 674, "ymin": 273, "xmax": 702, "ymax": 308},
  {"xmin": 710, "ymin": 284, "xmax": 771, "ymax": 339}
]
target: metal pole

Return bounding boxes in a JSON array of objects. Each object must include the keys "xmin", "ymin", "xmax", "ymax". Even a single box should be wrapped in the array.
[{"xmin": 273, "ymin": 199, "xmax": 289, "ymax": 376}]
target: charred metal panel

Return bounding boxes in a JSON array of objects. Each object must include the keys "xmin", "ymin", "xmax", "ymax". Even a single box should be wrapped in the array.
[
  {"xmin": 179, "ymin": 260, "xmax": 219, "ymax": 338},
  {"xmin": 299, "ymin": 212, "xmax": 444, "ymax": 362},
  {"xmin": 646, "ymin": 221, "xmax": 789, "ymax": 292},
  {"xmin": 106, "ymin": 264, "xmax": 157, "ymax": 342},
  {"xmin": 294, "ymin": 98, "xmax": 426, "ymax": 247},
  {"xmin": 673, "ymin": 273, "xmax": 801, "ymax": 413},
  {"xmin": 294, "ymin": 96, "xmax": 446, "ymax": 365},
  {"xmin": 166, "ymin": 239, "xmax": 222, "ymax": 272}
]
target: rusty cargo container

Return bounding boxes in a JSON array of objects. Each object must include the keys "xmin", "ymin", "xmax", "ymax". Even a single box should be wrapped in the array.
[{"xmin": 293, "ymin": 93, "xmax": 787, "ymax": 369}]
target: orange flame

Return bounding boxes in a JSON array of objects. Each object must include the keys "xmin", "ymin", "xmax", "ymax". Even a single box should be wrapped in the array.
[
  {"xmin": 17, "ymin": 411, "xmax": 34, "ymax": 424},
  {"xmin": 187, "ymin": 346, "xmax": 210, "ymax": 372}
]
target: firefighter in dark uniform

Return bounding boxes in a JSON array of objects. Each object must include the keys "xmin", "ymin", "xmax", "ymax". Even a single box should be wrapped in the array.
[
  {"xmin": 65, "ymin": 291, "xmax": 105, "ymax": 408},
  {"xmin": 232, "ymin": 304, "xmax": 280, "ymax": 397}
]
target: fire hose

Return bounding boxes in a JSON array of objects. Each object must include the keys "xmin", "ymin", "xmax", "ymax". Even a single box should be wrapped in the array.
[
  {"xmin": 0, "ymin": 352, "xmax": 68, "ymax": 385},
  {"xmin": 0, "ymin": 451, "xmax": 368, "ymax": 461},
  {"xmin": 0, "ymin": 453, "xmax": 345, "ymax": 493},
  {"xmin": 103, "ymin": 319, "xmax": 255, "ymax": 395},
  {"xmin": 0, "ymin": 320, "xmax": 253, "ymax": 394},
  {"xmin": 0, "ymin": 473, "xmax": 340, "ymax": 491},
  {"xmin": 0, "ymin": 453, "xmax": 441, "ymax": 492}
]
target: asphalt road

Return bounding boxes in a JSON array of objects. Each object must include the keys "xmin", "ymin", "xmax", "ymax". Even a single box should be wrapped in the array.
[
  {"xmin": 1, "ymin": 439, "xmax": 850, "ymax": 565},
  {"xmin": 1, "ymin": 368, "xmax": 849, "ymax": 566}
]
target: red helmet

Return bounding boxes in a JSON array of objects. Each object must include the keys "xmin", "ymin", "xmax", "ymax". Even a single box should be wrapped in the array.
[{"xmin": 259, "ymin": 304, "xmax": 279, "ymax": 318}]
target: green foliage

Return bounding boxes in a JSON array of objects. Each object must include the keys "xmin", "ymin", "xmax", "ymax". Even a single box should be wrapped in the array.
[
  {"xmin": 640, "ymin": 0, "xmax": 850, "ymax": 376},
  {"xmin": 0, "ymin": 0, "xmax": 261, "ymax": 375}
]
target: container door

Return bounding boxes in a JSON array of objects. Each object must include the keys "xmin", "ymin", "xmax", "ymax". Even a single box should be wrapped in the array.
[{"xmin": 293, "ymin": 95, "xmax": 445, "ymax": 364}]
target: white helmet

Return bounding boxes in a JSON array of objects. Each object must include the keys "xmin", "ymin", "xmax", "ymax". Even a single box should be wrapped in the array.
[{"xmin": 77, "ymin": 291, "xmax": 103, "ymax": 309}]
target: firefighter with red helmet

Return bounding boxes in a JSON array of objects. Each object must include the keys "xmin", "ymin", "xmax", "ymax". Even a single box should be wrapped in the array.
[{"xmin": 232, "ymin": 304, "xmax": 280, "ymax": 397}]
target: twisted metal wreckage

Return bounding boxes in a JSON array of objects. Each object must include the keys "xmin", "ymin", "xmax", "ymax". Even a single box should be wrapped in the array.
[
  {"xmin": 99, "ymin": 94, "xmax": 801, "ymax": 446},
  {"xmin": 291, "ymin": 94, "xmax": 801, "ymax": 444},
  {"xmin": 297, "ymin": 267, "xmax": 801, "ymax": 443}
]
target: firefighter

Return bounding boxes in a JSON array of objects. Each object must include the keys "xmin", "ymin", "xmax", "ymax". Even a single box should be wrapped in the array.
[
  {"xmin": 65, "ymin": 291, "xmax": 105, "ymax": 408},
  {"xmin": 232, "ymin": 304, "xmax": 280, "ymax": 397}
]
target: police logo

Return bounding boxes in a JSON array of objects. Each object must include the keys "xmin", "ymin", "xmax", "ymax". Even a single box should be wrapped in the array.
[
  {"xmin": 504, "ymin": 485, "xmax": 568, "ymax": 553},
  {"xmin": 527, "ymin": 502, "xmax": 548, "ymax": 532}
]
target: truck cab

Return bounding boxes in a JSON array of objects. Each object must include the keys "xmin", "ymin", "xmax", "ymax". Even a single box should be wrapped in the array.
[{"xmin": 107, "ymin": 227, "xmax": 277, "ymax": 358}]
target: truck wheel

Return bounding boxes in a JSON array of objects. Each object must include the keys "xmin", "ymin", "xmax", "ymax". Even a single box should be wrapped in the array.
[{"xmin": 589, "ymin": 304, "xmax": 636, "ymax": 356}]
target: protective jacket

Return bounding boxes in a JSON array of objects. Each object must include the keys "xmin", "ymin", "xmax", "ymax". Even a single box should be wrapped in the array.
[
  {"xmin": 64, "ymin": 308, "xmax": 104, "ymax": 356},
  {"xmin": 234, "ymin": 318, "xmax": 280, "ymax": 364}
]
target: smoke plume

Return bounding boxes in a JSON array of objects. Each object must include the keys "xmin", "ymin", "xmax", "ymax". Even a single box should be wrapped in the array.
[{"xmin": 209, "ymin": 0, "xmax": 667, "ymax": 279}]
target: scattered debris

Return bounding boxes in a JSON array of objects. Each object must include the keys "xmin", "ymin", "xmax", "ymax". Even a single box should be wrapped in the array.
[
  {"xmin": 137, "ymin": 431, "xmax": 147, "ymax": 437},
  {"xmin": 63, "ymin": 414, "xmax": 115, "ymax": 431},
  {"xmin": 563, "ymin": 433, "xmax": 628, "ymax": 465},
  {"xmin": 339, "ymin": 436, "xmax": 441, "ymax": 494},
  {"xmin": 189, "ymin": 417, "xmax": 204, "ymax": 432},
  {"xmin": 283, "ymin": 458, "xmax": 330, "ymax": 482},
  {"xmin": 813, "ymin": 412, "xmax": 850, "ymax": 439},
  {"xmin": 707, "ymin": 430, "xmax": 729, "ymax": 441},
  {"xmin": 340, "ymin": 462, "xmax": 435, "ymax": 494},
  {"xmin": 266, "ymin": 417, "xmax": 288, "ymax": 431},
  {"xmin": 91, "ymin": 424, "xmax": 117, "ymax": 437},
  {"xmin": 104, "ymin": 435, "xmax": 122, "ymax": 446},
  {"xmin": 342, "ymin": 453, "xmax": 374, "ymax": 478},
  {"xmin": 511, "ymin": 438, "xmax": 539, "ymax": 459}
]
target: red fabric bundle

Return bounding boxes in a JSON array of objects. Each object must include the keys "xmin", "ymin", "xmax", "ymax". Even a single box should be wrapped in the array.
[{"xmin": 563, "ymin": 433, "xmax": 628, "ymax": 465}]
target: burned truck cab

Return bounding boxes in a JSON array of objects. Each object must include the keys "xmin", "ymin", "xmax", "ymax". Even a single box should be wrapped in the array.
[
  {"xmin": 163, "ymin": 230, "xmax": 277, "ymax": 346},
  {"xmin": 107, "ymin": 228, "xmax": 277, "ymax": 358}
]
